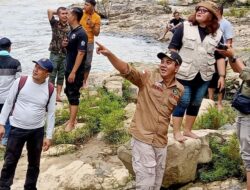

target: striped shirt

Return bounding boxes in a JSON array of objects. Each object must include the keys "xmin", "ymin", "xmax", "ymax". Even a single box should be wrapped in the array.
[{"xmin": 0, "ymin": 51, "xmax": 22, "ymax": 104}]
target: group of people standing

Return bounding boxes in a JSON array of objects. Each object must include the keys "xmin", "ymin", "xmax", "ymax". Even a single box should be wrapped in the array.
[
  {"xmin": 47, "ymin": 0, "xmax": 100, "ymax": 132},
  {"xmin": 0, "ymin": 0, "xmax": 249, "ymax": 190},
  {"xmin": 98, "ymin": 1, "xmax": 249, "ymax": 190},
  {"xmin": 0, "ymin": 0, "xmax": 100, "ymax": 189}
]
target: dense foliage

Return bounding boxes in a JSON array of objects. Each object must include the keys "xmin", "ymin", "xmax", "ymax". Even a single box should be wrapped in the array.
[
  {"xmin": 193, "ymin": 104, "xmax": 237, "ymax": 130},
  {"xmin": 54, "ymin": 88, "xmax": 130, "ymax": 145},
  {"xmin": 197, "ymin": 134, "xmax": 245, "ymax": 182}
]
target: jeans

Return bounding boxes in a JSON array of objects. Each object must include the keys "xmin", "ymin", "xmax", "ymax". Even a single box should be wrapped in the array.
[
  {"xmin": 0, "ymin": 104, "xmax": 11, "ymax": 146},
  {"xmin": 173, "ymin": 73, "xmax": 210, "ymax": 117},
  {"xmin": 0, "ymin": 127, "xmax": 44, "ymax": 190}
]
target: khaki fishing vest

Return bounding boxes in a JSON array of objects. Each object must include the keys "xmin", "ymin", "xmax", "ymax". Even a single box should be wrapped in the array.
[{"xmin": 177, "ymin": 21, "xmax": 222, "ymax": 81}]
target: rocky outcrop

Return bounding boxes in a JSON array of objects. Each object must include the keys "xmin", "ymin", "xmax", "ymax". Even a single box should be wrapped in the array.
[
  {"xmin": 117, "ymin": 130, "xmax": 219, "ymax": 188},
  {"xmin": 37, "ymin": 160, "xmax": 129, "ymax": 190}
]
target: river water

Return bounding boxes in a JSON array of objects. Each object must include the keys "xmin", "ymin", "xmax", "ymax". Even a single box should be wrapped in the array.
[{"xmin": 0, "ymin": 0, "xmax": 166, "ymax": 74}]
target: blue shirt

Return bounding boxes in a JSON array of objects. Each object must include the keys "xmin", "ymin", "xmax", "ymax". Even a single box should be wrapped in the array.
[{"xmin": 220, "ymin": 18, "xmax": 234, "ymax": 42}]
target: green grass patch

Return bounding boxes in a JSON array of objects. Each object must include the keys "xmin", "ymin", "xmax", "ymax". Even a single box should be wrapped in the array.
[
  {"xmin": 54, "ymin": 88, "xmax": 130, "ymax": 145},
  {"xmin": 0, "ymin": 148, "xmax": 5, "ymax": 161},
  {"xmin": 224, "ymin": 7, "xmax": 250, "ymax": 17},
  {"xmin": 193, "ymin": 104, "xmax": 237, "ymax": 130},
  {"xmin": 197, "ymin": 133, "xmax": 244, "ymax": 182}
]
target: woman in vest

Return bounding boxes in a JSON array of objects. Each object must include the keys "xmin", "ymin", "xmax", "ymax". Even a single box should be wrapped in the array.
[{"xmin": 168, "ymin": 1, "xmax": 226, "ymax": 142}]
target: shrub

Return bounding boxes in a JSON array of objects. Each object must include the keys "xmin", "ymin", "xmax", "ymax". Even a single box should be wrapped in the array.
[
  {"xmin": 197, "ymin": 134, "xmax": 245, "ymax": 182},
  {"xmin": 224, "ymin": 7, "xmax": 249, "ymax": 17},
  {"xmin": 100, "ymin": 109, "xmax": 130, "ymax": 144},
  {"xmin": 53, "ymin": 125, "xmax": 91, "ymax": 145},
  {"xmin": 54, "ymin": 88, "xmax": 130, "ymax": 145},
  {"xmin": 193, "ymin": 104, "xmax": 237, "ymax": 130},
  {"xmin": 122, "ymin": 80, "xmax": 133, "ymax": 103}
]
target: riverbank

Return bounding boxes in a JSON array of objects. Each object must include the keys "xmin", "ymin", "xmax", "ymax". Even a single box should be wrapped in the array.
[{"xmin": 96, "ymin": 0, "xmax": 250, "ymax": 62}]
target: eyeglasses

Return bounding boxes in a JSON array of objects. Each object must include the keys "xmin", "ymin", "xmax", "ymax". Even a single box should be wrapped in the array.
[{"xmin": 196, "ymin": 8, "xmax": 209, "ymax": 14}]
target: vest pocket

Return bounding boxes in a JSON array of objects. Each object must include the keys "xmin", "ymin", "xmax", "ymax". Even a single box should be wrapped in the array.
[
  {"xmin": 183, "ymin": 37, "xmax": 196, "ymax": 50},
  {"xmin": 206, "ymin": 58, "xmax": 215, "ymax": 77},
  {"xmin": 177, "ymin": 58, "xmax": 192, "ymax": 77},
  {"xmin": 207, "ymin": 40, "xmax": 218, "ymax": 54}
]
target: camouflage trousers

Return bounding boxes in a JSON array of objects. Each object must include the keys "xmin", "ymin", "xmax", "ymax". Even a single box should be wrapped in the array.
[{"xmin": 131, "ymin": 137, "xmax": 167, "ymax": 190}]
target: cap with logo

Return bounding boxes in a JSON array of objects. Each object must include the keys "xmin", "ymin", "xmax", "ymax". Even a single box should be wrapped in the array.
[
  {"xmin": 32, "ymin": 58, "xmax": 54, "ymax": 73},
  {"xmin": 196, "ymin": 1, "xmax": 219, "ymax": 19},
  {"xmin": 0, "ymin": 37, "xmax": 12, "ymax": 50},
  {"xmin": 157, "ymin": 51, "xmax": 182, "ymax": 65}
]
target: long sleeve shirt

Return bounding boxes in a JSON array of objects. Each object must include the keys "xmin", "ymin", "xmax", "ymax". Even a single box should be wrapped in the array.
[
  {"xmin": 0, "ymin": 51, "xmax": 22, "ymax": 104},
  {"xmin": 0, "ymin": 76, "xmax": 56, "ymax": 139},
  {"xmin": 122, "ymin": 65, "xmax": 184, "ymax": 148}
]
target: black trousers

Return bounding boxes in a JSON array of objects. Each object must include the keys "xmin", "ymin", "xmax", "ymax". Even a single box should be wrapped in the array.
[{"xmin": 0, "ymin": 127, "xmax": 44, "ymax": 190}]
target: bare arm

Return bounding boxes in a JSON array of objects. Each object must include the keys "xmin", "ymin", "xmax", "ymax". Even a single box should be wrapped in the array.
[
  {"xmin": 216, "ymin": 58, "xmax": 226, "ymax": 91},
  {"xmin": 92, "ymin": 23, "xmax": 100, "ymax": 36},
  {"xmin": 47, "ymin": 9, "xmax": 57, "ymax": 21},
  {"xmin": 96, "ymin": 42, "xmax": 129, "ymax": 74},
  {"xmin": 87, "ymin": 17, "xmax": 100, "ymax": 36},
  {"xmin": 68, "ymin": 51, "xmax": 85, "ymax": 83}
]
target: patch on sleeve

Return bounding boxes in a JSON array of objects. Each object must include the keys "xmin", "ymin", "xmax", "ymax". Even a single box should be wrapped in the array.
[{"xmin": 81, "ymin": 41, "xmax": 86, "ymax": 47}]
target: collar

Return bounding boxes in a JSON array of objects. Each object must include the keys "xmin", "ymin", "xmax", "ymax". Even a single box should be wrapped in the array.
[
  {"xmin": 153, "ymin": 69, "xmax": 178, "ymax": 88},
  {"xmin": 71, "ymin": 25, "xmax": 82, "ymax": 32},
  {"xmin": 0, "ymin": 50, "xmax": 10, "ymax": 56},
  {"xmin": 162, "ymin": 78, "xmax": 178, "ymax": 88}
]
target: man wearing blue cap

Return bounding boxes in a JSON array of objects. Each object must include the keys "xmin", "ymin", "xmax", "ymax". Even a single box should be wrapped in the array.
[
  {"xmin": 0, "ymin": 37, "xmax": 22, "ymax": 146},
  {"xmin": 0, "ymin": 58, "xmax": 56, "ymax": 190}
]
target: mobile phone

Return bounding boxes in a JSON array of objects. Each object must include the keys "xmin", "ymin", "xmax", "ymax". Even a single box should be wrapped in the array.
[{"xmin": 216, "ymin": 43, "xmax": 228, "ymax": 50}]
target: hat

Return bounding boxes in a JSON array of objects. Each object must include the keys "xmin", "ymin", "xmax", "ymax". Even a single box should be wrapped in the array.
[
  {"xmin": 196, "ymin": 1, "xmax": 219, "ymax": 19},
  {"xmin": 157, "ymin": 51, "xmax": 182, "ymax": 65},
  {"xmin": 85, "ymin": 0, "xmax": 96, "ymax": 6},
  {"xmin": 0, "ymin": 37, "xmax": 12, "ymax": 50},
  {"xmin": 32, "ymin": 58, "xmax": 54, "ymax": 73}
]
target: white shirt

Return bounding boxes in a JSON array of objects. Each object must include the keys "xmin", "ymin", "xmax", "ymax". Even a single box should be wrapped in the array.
[{"xmin": 0, "ymin": 76, "xmax": 56, "ymax": 139}]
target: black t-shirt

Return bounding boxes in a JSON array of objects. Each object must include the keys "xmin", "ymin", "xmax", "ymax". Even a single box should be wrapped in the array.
[
  {"xmin": 66, "ymin": 25, "xmax": 88, "ymax": 73},
  {"xmin": 168, "ymin": 24, "xmax": 224, "ymax": 60},
  {"xmin": 169, "ymin": 18, "xmax": 184, "ymax": 26}
]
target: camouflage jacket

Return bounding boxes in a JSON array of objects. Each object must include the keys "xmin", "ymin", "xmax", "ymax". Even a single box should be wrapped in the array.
[{"xmin": 49, "ymin": 16, "xmax": 70, "ymax": 54}]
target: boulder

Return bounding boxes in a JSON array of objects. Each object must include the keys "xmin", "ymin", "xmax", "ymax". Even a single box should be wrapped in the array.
[
  {"xmin": 117, "ymin": 130, "xmax": 219, "ymax": 188},
  {"xmin": 37, "ymin": 160, "xmax": 130, "ymax": 190},
  {"xmin": 103, "ymin": 75, "xmax": 123, "ymax": 97}
]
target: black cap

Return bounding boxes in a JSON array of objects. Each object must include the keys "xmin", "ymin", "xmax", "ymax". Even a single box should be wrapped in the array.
[
  {"xmin": 0, "ymin": 37, "xmax": 12, "ymax": 50},
  {"xmin": 32, "ymin": 58, "xmax": 54, "ymax": 73},
  {"xmin": 157, "ymin": 51, "xmax": 182, "ymax": 65},
  {"xmin": 85, "ymin": 0, "xmax": 96, "ymax": 6}
]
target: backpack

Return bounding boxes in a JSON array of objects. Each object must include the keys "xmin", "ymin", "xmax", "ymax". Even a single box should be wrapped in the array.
[{"xmin": 12, "ymin": 76, "xmax": 54, "ymax": 113}]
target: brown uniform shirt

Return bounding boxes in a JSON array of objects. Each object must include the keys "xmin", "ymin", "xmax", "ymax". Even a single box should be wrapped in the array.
[{"xmin": 122, "ymin": 64, "xmax": 184, "ymax": 148}]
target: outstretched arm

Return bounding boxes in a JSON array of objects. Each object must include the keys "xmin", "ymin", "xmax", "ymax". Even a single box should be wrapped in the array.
[{"xmin": 96, "ymin": 42, "xmax": 129, "ymax": 74}]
